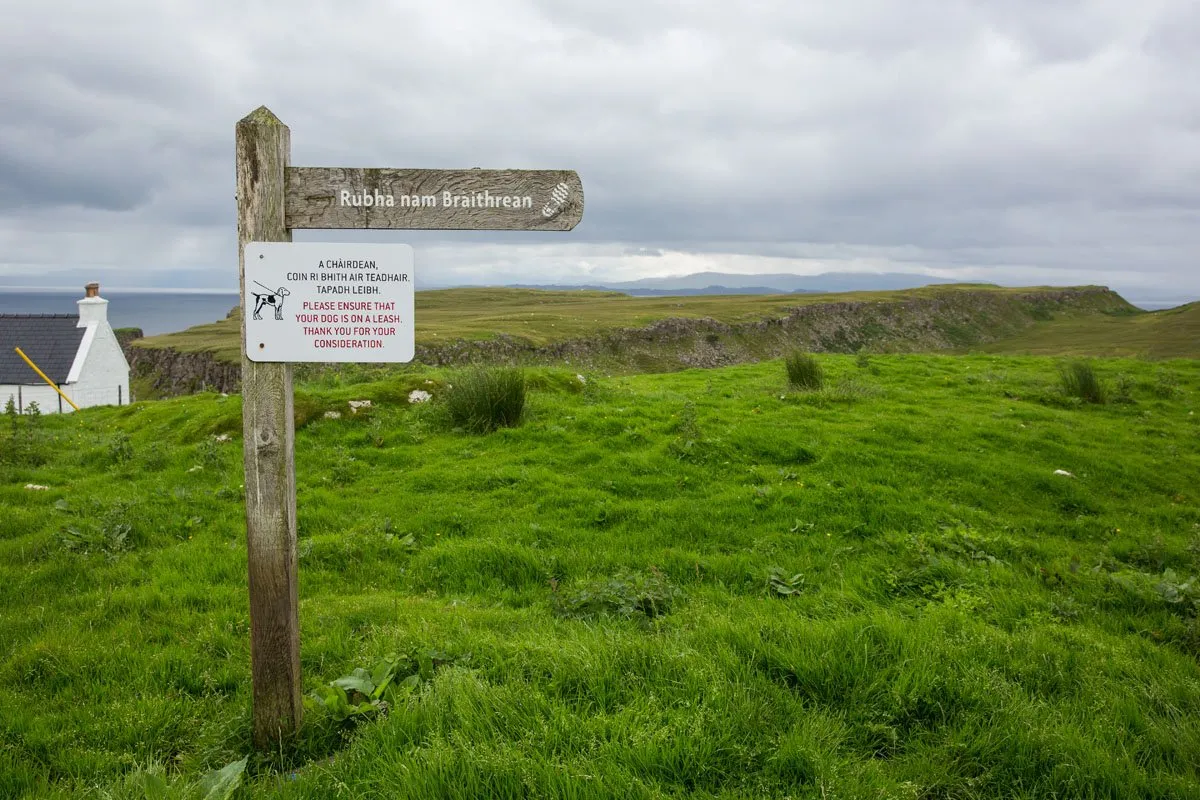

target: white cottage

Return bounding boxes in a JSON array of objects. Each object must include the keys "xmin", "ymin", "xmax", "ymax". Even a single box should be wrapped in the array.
[{"xmin": 0, "ymin": 282, "xmax": 132, "ymax": 414}]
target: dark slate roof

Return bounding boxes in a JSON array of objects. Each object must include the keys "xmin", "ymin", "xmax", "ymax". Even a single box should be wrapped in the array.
[{"xmin": 0, "ymin": 314, "xmax": 86, "ymax": 384}]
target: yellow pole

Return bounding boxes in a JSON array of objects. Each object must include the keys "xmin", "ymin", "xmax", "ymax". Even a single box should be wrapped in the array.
[{"xmin": 13, "ymin": 347, "xmax": 80, "ymax": 411}]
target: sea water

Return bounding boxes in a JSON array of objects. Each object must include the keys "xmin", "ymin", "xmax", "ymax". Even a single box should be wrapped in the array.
[{"xmin": 0, "ymin": 291, "xmax": 240, "ymax": 336}]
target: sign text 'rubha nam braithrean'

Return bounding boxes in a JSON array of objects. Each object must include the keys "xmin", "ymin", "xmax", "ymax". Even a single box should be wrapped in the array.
[
  {"xmin": 285, "ymin": 167, "xmax": 584, "ymax": 231},
  {"xmin": 243, "ymin": 242, "xmax": 414, "ymax": 363}
]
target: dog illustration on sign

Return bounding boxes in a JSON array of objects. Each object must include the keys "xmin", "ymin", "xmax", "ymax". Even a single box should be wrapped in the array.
[{"xmin": 252, "ymin": 281, "xmax": 291, "ymax": 320}]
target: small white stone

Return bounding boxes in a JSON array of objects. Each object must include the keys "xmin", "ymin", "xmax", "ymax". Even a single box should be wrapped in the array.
[
  {"xmin": 348, "ymin": 400, "xmax": 373, "ymax": 414},
  {"xmin": 214, "ymin": 434, "xmax": 231, "ymax": 442},
  {"xmin": 576, "ymin": 374, "xmax": 586, "ymax": 384},
  {"xmin": 408, "ymin": 389, "xmax": 432, "ymax": 403},
  {"xmin": 23, "ymin": 484, "xmax": 49, "ymax": 491},
  {"xmin": 324, "ymin": 410, "xmax": 342, "ymax": 419},
  {"xmin": 188, "ymin": 465, "xmax": 202, "ymax": 473},
  {"xmin": 1053, "ymin": 469, "xmax": 1075, "ymax": 478}
]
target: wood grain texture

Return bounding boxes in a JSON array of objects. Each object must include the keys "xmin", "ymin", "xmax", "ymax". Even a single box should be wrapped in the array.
[
  {"xmin": 285, "ymin": 167, "xmax": 584, "ymax": 230},
  {"xmin": 236, "ymin": 106, "xmax": 302, "ymax": 749}
]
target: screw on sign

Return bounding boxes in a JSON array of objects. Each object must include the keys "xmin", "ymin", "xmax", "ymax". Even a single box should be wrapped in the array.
[{"xmin": 235, "ymin": 106, "xmax": 584, "ymax": 749}]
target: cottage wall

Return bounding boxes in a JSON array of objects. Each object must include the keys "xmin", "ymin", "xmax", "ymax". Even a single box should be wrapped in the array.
[
  {"xmin": 0, "ymin": 382, "xmax": 71, "ymax": 414},
  {"xmin": 68, "ymin": 321, "xmax": 131, "ymax": 410}
]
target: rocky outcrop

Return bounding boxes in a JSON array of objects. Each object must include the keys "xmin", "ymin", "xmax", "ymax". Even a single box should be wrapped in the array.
[
  {"xmin": 113, "ymin": 328, "xmax": 144, "ymax": 351},
  {"xmin": 126, "ymin": 287, "xmax": 1133, "ymax": 397},
  {"xmin": 126, "ymin": 346, "xmax": 241, "ymax": 395}
]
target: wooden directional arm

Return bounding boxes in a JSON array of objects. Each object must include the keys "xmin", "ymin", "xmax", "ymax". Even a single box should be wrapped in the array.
[{"xmin": 285, "ymin": 167, "xmax": 584, "ymax": 231}]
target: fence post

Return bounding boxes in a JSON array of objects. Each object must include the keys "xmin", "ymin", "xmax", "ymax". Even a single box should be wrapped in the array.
[{"xmin": 236, "ymin": 106, "xmax": 301, "ymax": 749}]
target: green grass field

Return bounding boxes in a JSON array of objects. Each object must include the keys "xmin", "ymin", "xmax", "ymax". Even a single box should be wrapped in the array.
[
  {"xmin": 967, "ymin": 302, "xmax": 1200, "ymax": 359},
  {"xmin": 131, "ymin": 284, "xmax": 1152, "ymax": 365},
  {"xmin": 3, "ymin": 354, "xmax": 1200, "ymax": 798}
]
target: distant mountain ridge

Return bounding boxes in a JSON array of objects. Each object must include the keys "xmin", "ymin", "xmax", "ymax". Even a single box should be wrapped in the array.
[
  {"xmin": 489, "ymin": 271, "xmax": 969, "ymax": 296},
  {"xmin": 505, "ymin": 283, "xmax": 819, "ymax": 297}
]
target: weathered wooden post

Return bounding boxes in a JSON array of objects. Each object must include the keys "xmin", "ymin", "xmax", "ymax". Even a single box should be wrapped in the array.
[
  {"xmin": 234, "ymin": 103, "xmax": 583, "ymax": 751},
  {"xmin": 235, "ymin": 106, "xmax": 302, "ymax": 749}
]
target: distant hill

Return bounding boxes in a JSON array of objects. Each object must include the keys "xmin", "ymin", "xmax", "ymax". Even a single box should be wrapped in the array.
[
  {"xmin": 506, "ymin": 283, "xmax": 821, "ymax": 297},
  {"xmin": 975, "ymin": 301, "xmax": 1200, "ymax": 360},
  {"xmin": 494, "ymin": 271, "xmax": 967, "ymax": 296}
]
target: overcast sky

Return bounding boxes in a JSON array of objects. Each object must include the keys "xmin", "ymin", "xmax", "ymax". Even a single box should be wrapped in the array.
[{"xmin": 1, "ymin": 0, "xmax": 1197, "ymax": 302}]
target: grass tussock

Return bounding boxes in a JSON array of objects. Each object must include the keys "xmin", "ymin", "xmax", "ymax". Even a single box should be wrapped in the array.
[
  {"xmin": 445, "ymin": 366, "xmax": 527, "ymax": 433},
  {"xmin": 1059, "ymin": 359, "xmax": 1107, "ymax": 404},
  {"xmin": 785, "ymin": 351, "xmax": 824, "ymax": 390}
]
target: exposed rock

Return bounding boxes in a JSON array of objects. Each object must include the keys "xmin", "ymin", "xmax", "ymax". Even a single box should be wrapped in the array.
[
  {"xmin": 113, "ymin": 328, "xmax": 144, "ymax": 350},
  {"xmin": 126, "ymin": 345, "xmax": 241, "ymax": 396}
]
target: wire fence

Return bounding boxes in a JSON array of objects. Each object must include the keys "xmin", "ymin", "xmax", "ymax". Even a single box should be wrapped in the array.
[
  {"xmin": 4, "ymin": 384, "xmax": 128, "ymax": 414},
  {"xmin": 68, "ymin": 385, "xmax": 128, "ymax": 409}
]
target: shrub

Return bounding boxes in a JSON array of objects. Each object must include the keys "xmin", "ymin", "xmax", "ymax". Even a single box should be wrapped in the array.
[
  {"xmin": 55, "ymin": 500, "xmax": 137, "ymax": 557},
  {"xmin": 2, "ymin": 396, "xmax": 47, "ymax": 466},
  {"xmin": 445, "ymin": 366, "xmax": 527, "ymax": 434},
  {"xmin": 551, "ymin": 568, "xmax": 681, "ymax": 621},
  {"xmin": 768, "ymin": 568, "xmax": 805, "ymax": 597},
  {"xmin": 308, "ymin": 652, "xmax": 420, "ymax": 723},
  {"xmin": 1058, "ymin": 360, "xmax": 1106, "ymax": 404},
  {"xmin": 1152, "ymin": 369, "xmax": 1180, "ymax": 399},
  {"xmin": 107, "ymin": 431, "xmax": 134, "ymax": 465},
  {"xmin": 1113, "ymin": 373, "xmax": 1136, "ymax": 405},
  {"xmin": 785, "ymin": 351, "xmax": 824, "ymax": 390}
]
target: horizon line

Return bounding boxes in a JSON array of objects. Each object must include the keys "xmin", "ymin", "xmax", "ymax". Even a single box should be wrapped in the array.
[
  {"xmin": 0, "ymin": 286, "xmax": 241, "ymax": 294},
  {"xmin": 0, "ymin": 283, "xmax": 1193, "ymax": 304}
]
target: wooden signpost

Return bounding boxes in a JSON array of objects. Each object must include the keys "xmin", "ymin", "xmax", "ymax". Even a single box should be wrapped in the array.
[{"xmin": 235, "ymin": 106, "xmax": 583, "ymax": 749}]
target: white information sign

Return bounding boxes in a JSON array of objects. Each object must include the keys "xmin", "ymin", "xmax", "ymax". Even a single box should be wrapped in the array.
[{"xmin": 243, "ymin": 242, "xmax": 414, "ymax": 363}]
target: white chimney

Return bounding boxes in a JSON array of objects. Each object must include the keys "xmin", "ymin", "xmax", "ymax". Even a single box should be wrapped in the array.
[{"xmin": 77, "ymin": 281, "xmax": 109, "ymax": 325}]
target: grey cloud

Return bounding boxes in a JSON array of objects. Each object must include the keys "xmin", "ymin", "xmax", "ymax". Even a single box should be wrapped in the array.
[{"xmin": 0, "ymin": 0, "xmax": 1197, "ymax": 301}]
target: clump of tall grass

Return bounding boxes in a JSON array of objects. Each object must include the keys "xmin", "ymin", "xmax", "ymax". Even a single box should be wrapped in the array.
[
  {"xmin": 1058, "ymin": 360, "xmax": 1106, "ymax": 404},
  {"xmin": 445, "ymin": 366, "xmax": 527, "ymax": 433},
  {"xmin": 784, "ymin": 351, "xmax": 824, "ymax": 390}
]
